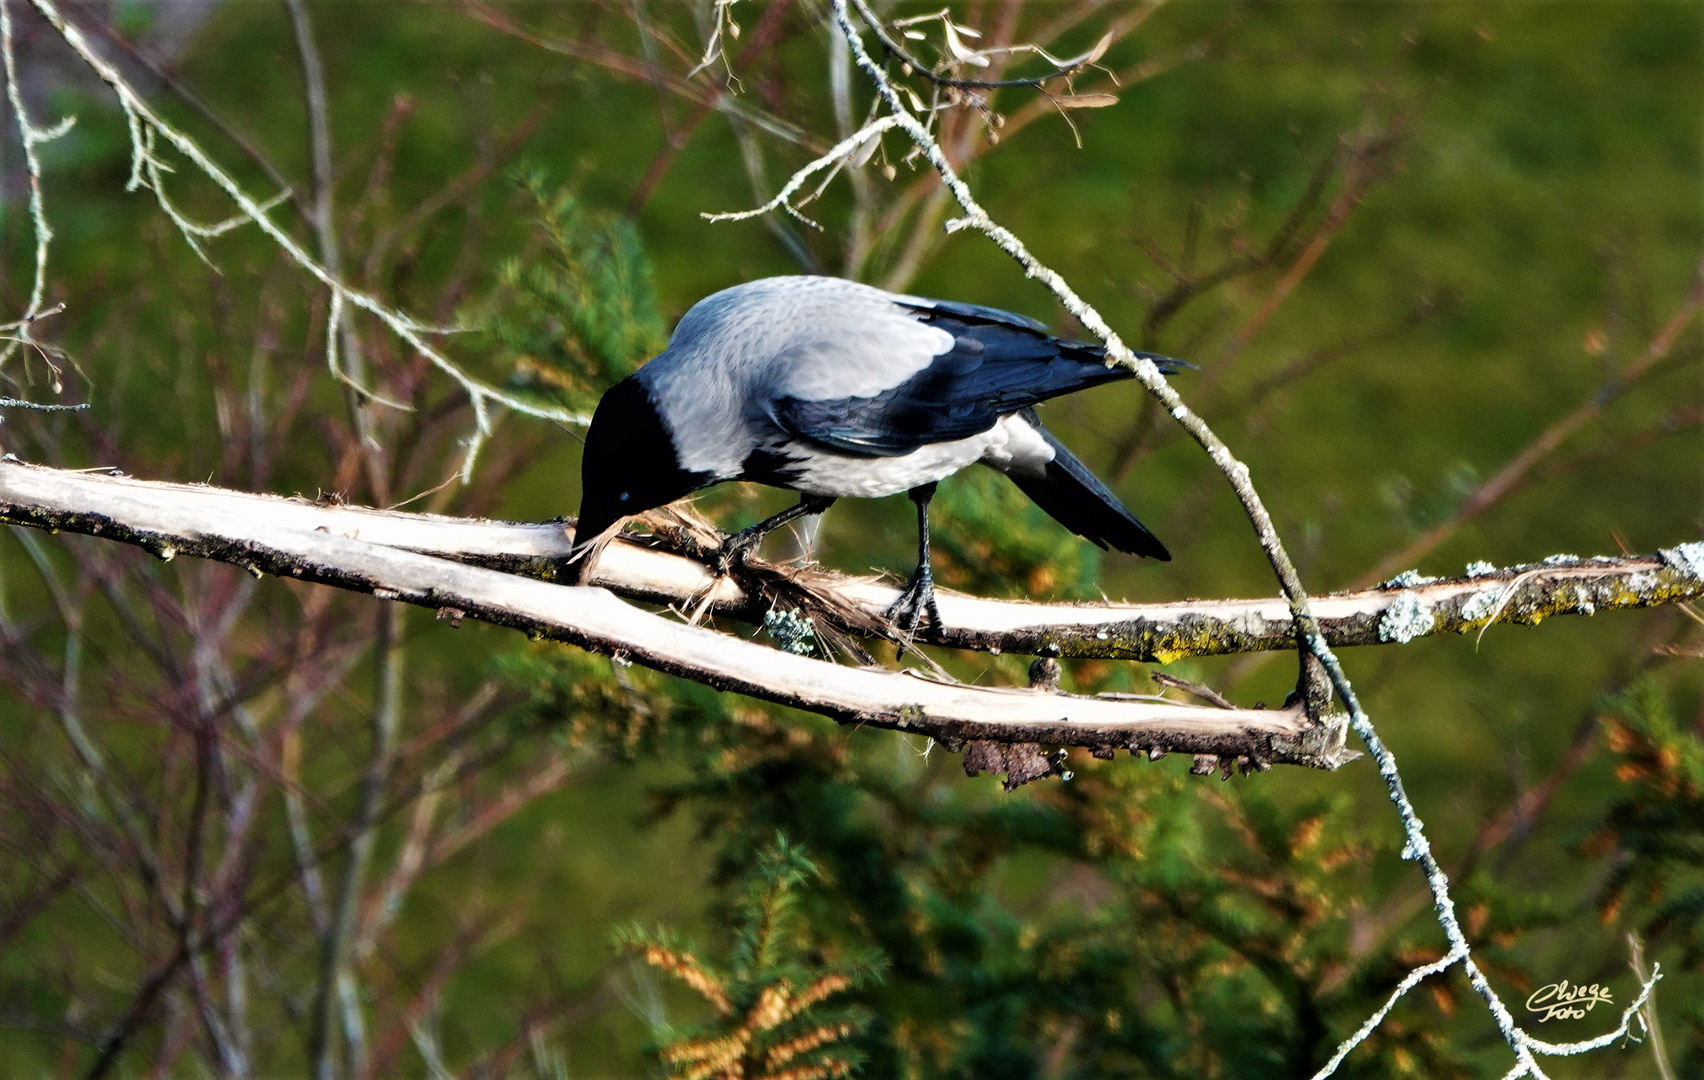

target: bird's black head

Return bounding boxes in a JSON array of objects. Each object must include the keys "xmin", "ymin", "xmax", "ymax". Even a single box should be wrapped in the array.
[{"xmin": 572, "ymin": 375, "xmax": 710, "ymax": 582}]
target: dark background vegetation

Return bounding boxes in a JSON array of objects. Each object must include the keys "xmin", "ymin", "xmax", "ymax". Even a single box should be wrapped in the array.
[{"xmin": 0, "ymin": 0, "xmax": 1700, "ymax": 1076}]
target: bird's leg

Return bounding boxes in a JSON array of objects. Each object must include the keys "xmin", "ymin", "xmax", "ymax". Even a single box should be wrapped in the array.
[
  {"xmin": 716, "ymin": 493, "xmax": 835, "ymax": 572},
  {"xmin": 887, "ymin": 482, "xmax": 941, "ymax": 633}
]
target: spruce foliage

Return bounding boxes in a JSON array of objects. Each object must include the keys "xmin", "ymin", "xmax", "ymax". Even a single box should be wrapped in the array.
[
  {"xmin": 620, "ymin": 838, "xmax": 880, "ymax": 1080},
  {"xmin": 477, "ymin": 171, "xmax": 668, "ymax": 412}
]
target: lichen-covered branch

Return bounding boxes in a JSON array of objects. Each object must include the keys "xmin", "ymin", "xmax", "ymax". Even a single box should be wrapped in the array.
[
  {"xmin": 6, "ymin": 453, "xmax": 1697, "ymax": 664},
  {"xmin": 0, "ymin": 0, "xmax": 77, "ymax": 372},
  {"xmin": 6, "ymin": 461, "xmax": 1698, "ymax": 670},
  {"xmin": 1304, "ymin": 635, "xmax": 1663, "ymax": 1078},
  {"xmin": 816, "ymin": 5, "xmax": 1670, "ymax": 1071}
]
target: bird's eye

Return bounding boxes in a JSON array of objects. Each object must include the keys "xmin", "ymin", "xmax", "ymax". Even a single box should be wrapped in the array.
[{"xmin": 618, "ymin": 492, "xmax": 630, "ymax": 503}]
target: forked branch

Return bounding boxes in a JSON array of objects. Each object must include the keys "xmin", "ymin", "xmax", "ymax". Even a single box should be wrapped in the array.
[{"xmin": 0, "ymin": 458, "xmax": 1349, "ymax": 771}]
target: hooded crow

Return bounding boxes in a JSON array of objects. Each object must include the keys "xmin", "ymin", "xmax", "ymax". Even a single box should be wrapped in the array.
[{"xmin": 572, "ymin": 275, "xmax": 1182, "ymax": 630}]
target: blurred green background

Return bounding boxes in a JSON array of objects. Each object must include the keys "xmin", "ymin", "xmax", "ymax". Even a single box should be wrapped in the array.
[{"xmin": 0, "ymin": 0, "xmax": 1699, "ymax": 1076}]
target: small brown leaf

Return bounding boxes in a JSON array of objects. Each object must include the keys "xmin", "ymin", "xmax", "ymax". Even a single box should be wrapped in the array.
[
  {"xmin": 1080, "ymin": 30, "xmax": 1114, "ymax": 67},
  {"xmin": 1054, "ymin": 93, "xmax": 1119, "ymax": 109}
]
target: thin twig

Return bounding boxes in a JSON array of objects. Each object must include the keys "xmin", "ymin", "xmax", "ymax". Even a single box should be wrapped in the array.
[
  {"xmin": 0, "ymin": 397, "xmax": 87, "ymax": 411},
  {"xmin": 25, "ymin": 0, "xmax": 591, "ymax": 481},
  {"xmin": 702, "ymin": 115, "xmax": 902, "ymax": 229},
  {"xmin": 825, "ymin": 4, "xmax": 1668, "ymax": 1071},
  {"xmin": 283, "ymin": 10, "xmax": 398, "ymax": 1074},
  {"xmin": 285, "ymin": 0, "xmax": 387, "ymax": 453},
  {"xmin": 58, "ymin": 0, "xmax": 299, "ymax": 205},
  {"xmin": 1308, "ymin": 947, "xmax": 1465, "ymax": 1080},
  {"xmin": 1627, "ymin": 934, "xmax": 1675, "ymax": 1080},
  {"xmin": 850, "ymin": 0, "xmax": 1114, "ymax": 90},
  {"xmin": 0, "ymin": 0, "xmax": 78, "ymax": 372}
]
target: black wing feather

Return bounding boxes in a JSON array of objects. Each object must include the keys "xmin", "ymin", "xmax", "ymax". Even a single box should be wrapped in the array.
[
  {"xmin": 1004, "ymin": 420, "xmax": 1171, "ymax": 559},
  {"xmin": 772, "ymin": 302, "xmax": 1183, "ymax": 457},
  {"xmin": 906, "ymin": 297, "xmax": 1050, "ymax": 333}
]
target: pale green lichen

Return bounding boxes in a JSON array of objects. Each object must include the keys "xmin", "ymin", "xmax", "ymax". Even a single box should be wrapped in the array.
[
  {"xmin": 1378, "ymin": 591, "xmax": 1434, "ymax": 643},
  {"xmin": 1465, "ymin": 560, "xmax": 1497, "ymax": 578},
  {"xmin": 1381, "ymin": 569, "xmax": 1441, "ymax": 589},
  {"xmin": 1661, "ymin": 542, "xmax": 1704, "ymax": 581},
  {"xmin": 763, "ymin": 607, "xmax": 817, "ymax": 655},
  {"xmin": 1459, "ymin": 587, "xmax": 1502, "ymax": 623},
  {"xmin": 1230, "ymin": 612, "xmax": 1271, "ymax": 637}
]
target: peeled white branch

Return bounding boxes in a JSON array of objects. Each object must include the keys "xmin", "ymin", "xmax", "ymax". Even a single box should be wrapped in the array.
[{"xmin": 0, "ymin": 458, "xmax": 1346, "ymax": 771}]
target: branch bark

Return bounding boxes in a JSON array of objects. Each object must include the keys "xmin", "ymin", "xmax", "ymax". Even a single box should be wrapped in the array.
[
  {"xmin": 0, "ymin": 458, "xmax": 1348, "ymax": 771},
  {"xmin": 5, "ymin": 457, "xmax": 1702, "ymax": 783}
]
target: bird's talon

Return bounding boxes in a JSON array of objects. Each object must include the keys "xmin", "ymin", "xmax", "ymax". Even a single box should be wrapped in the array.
[
  {"xmin": 886, "ymin": 570, "xmax": 938, "ymax": 634},
  {"xmin": 715, "ymin": 535, "xmax": 754, "ymax": 575}
]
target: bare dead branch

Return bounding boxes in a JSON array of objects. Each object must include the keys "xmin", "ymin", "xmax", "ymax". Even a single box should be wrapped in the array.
[
  {"xmin": 0, "ymin": 457, "xmax": 1350, "ymax": 770},
  {"xmin": 3, "ymin": 462, "xmax": 1698, "ymax": 670},
  {"xmin": 848, "ymin": 0, "xmax": 1114, "ymax": 91}
]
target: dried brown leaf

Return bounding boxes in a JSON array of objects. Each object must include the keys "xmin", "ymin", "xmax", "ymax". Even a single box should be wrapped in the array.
[{"xmin": 1053, "ymin": 93, "xmax": 1119, "ymax": 109}]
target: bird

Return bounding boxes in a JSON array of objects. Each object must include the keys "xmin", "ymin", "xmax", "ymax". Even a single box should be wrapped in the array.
[{"xmin": 570, "ymin": 275, "xmax": 1182, "ymax": 630}]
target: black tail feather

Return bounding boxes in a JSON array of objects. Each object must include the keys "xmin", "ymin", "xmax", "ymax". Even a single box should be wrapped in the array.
[{"xmin": 1005, "ymin": 425, "xmax": 1171, "ymax": 560}]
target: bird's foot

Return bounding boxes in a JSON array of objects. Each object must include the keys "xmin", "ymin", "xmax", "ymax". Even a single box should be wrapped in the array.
[
  {"xmin": 886, "ymin": 565, "xmax": 941, "ymax": 635},
  {"xmin": 715, "ymin": 528, "xmax": 760, "ymax": 575}
]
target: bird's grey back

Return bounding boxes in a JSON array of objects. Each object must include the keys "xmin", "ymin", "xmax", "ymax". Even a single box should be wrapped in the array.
[{"xmin": 640, "ymin": 277, "xmax": 954, "ymax": 477}]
